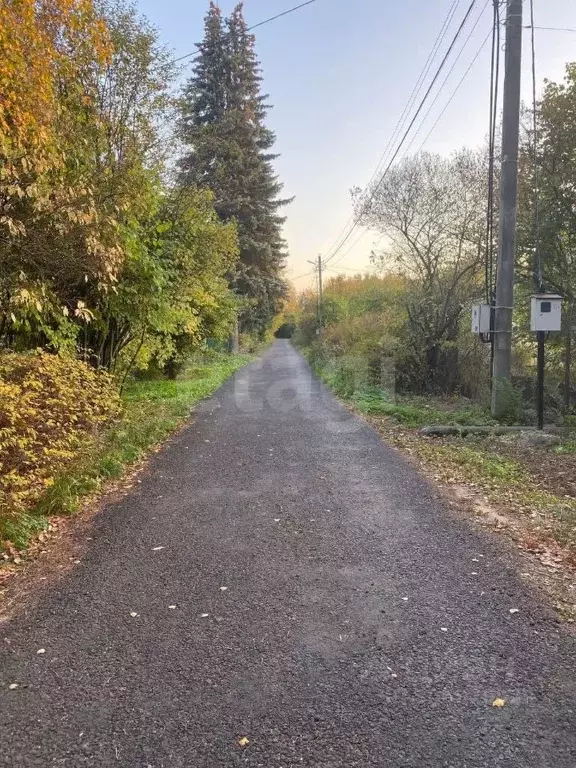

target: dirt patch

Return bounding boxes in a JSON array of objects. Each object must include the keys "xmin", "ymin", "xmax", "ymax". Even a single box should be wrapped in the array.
[{"xmin": 493, "ymin": 437, "xmax": 576, "ymax": 499}]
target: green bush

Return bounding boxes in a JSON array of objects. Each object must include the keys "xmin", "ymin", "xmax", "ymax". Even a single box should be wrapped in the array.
[{"xmin": 0, "ymin": 351, "xmax": 120, "ymax": 538}]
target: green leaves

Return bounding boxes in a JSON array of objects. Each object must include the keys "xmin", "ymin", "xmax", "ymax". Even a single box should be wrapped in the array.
[{"xmin": 177, "ymin": 2, "xmax": 289, "ymax": 335}]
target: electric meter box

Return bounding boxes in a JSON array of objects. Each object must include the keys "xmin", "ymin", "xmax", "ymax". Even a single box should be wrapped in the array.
[
  {"xmin": 530, "ymin": 294, "xmax": 562, "ymax": 332},
  {"xmin": 471, "ymin": 304, "xmax": 492, "ymax": 334}
]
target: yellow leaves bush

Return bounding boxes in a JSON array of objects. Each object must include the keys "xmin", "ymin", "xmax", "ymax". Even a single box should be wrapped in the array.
[{"xmin": 0, "ymin": 351, "xmax": 120, "ymax": 527}]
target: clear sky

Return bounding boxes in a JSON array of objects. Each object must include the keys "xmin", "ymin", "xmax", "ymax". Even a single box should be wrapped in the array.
[{"xmin": 135, "ymin": 0, "xmax": 576, "ymax": 289}]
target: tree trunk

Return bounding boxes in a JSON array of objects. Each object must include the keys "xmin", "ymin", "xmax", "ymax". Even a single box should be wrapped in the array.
[{"xmin": 229, "ymin": 314, "xmax": 239, "ymax": 354}]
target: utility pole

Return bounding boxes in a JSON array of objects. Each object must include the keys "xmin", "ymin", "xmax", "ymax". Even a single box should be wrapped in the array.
[
  {"xmin": 307, "ymin": 255, "xmax": 324, "ymax": 340},
  {"xmin": 492, "ymin": 0, "xmax": 523, "ymax": 417},
  {"xmin": 317, "ymin": 254, "xmax": 323, "ymax": 340}
]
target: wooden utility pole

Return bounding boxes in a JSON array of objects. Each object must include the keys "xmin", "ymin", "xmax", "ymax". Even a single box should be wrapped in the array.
[
  {"xmin": 317, "ymin": 254, "xmax": 323, "ymax": 340},
  {"xmin": 307, "ymin": 255, "xmax": 323, "ymax": 340},
  {"xmin": 492, "ymin": 0, "xmax": 523, "ymax": 417},
  {"xmin": 228, "ymin": 312, "xmax": 239, "ymax": 354}
]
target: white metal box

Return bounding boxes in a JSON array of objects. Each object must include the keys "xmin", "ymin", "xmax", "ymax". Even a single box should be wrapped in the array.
[
  {"xmin": 530, "ymin": 294, "xmax": 562, "ymax": 332},
  {"xmin": 471, "ymin": 304, "xmax": 491, "ymax": 334}
]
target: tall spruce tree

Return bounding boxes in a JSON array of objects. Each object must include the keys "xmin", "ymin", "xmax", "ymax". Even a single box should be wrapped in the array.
[{"xmin": 178, "ymin": 1, "xmax": 289, "ymax": 334}]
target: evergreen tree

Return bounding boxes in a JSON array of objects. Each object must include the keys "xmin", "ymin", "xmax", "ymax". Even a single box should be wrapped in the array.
[{"xmin": 178, "ymin": 1, "xmax": 289, "ymax": 334}]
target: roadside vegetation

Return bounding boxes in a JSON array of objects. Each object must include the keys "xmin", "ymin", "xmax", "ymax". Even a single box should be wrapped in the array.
[
  {"xmin": 293, "ymin": 63, "xmax": 576, "ymax": 580},
  {"xmin": 0, "ymin": 1, "xmax": 287, "ymax": 558}
]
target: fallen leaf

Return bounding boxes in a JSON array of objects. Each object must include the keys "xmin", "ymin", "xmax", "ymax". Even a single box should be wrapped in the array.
[
  {"xmin": 36, "ymin": 649, "xmax": 45, "ymax": 655},
  {"xmin": 152, "ymin": 546, "xmax": 164, "ymax": 551},
  {"xmin": 492, "ymin": 698, "xmax": 506, "ymax": 708},
  {"xmin": 238, "ymin": 737, "xmax": 249, "ymax": 747},
  {"xmin": 8, "ymin": 683, "xmax": 18, "ymax": 690},
  {"xmin": 509, "ymin": 608, "xmax": 520, "ymax": 615},
  {"xmin": 201, "ymin": 613, "xmax": 209, "ymax": 618},
  {"xmin": 219, "ymin": 586, "xmax": 228, "ymax": 592},
  {"xmin": 440, "ymin": 627, "xmax": 448, "ymax": 633},
  {"xmin": 274, "ymin": 519, "xmax": 281, "ymax": 523},
  {"xmin": 130, "ymin": 611, "xmax": 138, "ymax": 618},
  {"xmin": 168, "ymin": 605, "xmax": 176, "ymax": 610}
]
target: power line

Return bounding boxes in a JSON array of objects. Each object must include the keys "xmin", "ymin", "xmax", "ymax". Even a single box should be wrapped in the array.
[
  {"xmin": 360, "ymin": 0, "xmax": 463, "ymax": 200},
  {"xmin": 485, "ymin": 0, "xmax": 501, "ymax": 305},
  {"xmin": 173, "ymin": 0, "xmax": 318, "ymax": 63},
  {"xmin": 248, "ymin": 0, "xmax": 318, "ymax": 32},
  {"xmin": 324, "ymin": 265, "xmax": 375, "ymax": 273},
  {"xmin": 529, "ymin": 0, "xmax": 543, "ymax": 290},
  {"xmin": 324, "ymin": 0, "xmax": 480, "ymax": 266},
  {"xmin": 321, "ymin": 0, "xmax": 465, "ymax": 264},
  {"xmin": 415, "ymin": 29, "xmax": 491, "ymax": 154},
  {"xmin": 328, "ymin": 228, "xmax": 388, "ymax": 272},
  {"xmin": 290, "ymin": 269, "xmax": 315, "ymax": 281},
  {"xmin": 326, "ymin": 227, "xmax": 369, "ymax": 269},
  {"xmin": 401, "ymin": 0, "xmax": 491, "ymax": 156},
  {"xmin": 525, "ymin": 25, "xmax": 576, "ymax": 33}
]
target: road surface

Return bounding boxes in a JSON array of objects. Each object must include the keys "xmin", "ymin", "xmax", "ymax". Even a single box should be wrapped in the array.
[{"xmin": 1, "ymin": 341, "xmax": 575, "ymax": 766}]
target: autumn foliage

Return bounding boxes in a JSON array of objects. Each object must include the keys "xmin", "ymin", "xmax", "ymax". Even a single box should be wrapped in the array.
[
  {"xmin": 0, "ymin": 0, "xmax": 110, "ymax": 234},
  {"xmin": 0, "ymin": 351, "xmax": 120, "ymax": 523}
]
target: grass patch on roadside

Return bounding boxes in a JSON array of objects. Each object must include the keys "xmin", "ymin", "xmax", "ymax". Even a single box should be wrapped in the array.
[
  {"xmin": 353, "ymin": 390, "xmax": 494, "ymax": 428},
  {"xmin": 1, "ymin": 352, "xmax": 251, "ymax": 552},
  {"xmin": 310, "ymin": 356, "xmax": 494, "ymax": 429},
  {"xmin": 413, "ymin": 440, "xmax": 528, "ymax": 489}
]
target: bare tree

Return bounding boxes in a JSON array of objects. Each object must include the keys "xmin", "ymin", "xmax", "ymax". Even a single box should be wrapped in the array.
[{"xmin": 354, "ymin": 150, "xmax": 486, "ymax": 392}]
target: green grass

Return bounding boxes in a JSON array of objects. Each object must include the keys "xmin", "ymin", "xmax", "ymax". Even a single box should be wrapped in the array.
[
  {"xmin": 418, "ymin": 441, "xmax": 527, "ymax": 486},
  {"xmin": 2, "ymin": 352, "xmax": 251, "ymax": 551},
  {"xmin": 555, "ymin": 439, "xmax": 576, "ymax": 455},
  {"xmin": 315, "ymin": 361, "xmax": 494, "ymax": 429}
]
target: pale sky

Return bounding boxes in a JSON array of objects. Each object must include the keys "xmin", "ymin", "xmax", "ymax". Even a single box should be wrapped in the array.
[{"xmin": 136, "ymin": 0, "xmax": 576, "ymax": 290}]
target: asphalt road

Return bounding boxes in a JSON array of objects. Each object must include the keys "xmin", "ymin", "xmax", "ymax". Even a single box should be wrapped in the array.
[{"xmin": 1, "ymin": 341, "xmax": 575, "ymax": 767}]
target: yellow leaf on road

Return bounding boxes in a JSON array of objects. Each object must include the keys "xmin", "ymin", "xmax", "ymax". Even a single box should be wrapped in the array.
[
  {"xmin": 492, "ymin": 698, "xmax": 506, "ymax": 708},
  {"xmin": 238, "ymin": 737, "xmax": 249, "ymax": 747}
]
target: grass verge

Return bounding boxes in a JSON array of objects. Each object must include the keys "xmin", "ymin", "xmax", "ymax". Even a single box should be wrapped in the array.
[{"xmin": 1, "ymin": 352, "xmax": 251, "ymax": 554}]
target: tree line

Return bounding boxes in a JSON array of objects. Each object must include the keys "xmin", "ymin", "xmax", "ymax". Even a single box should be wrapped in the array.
[
  {"xmin": 297, "ymin": 63, "xmax": 576, "ymax": 416},
  {"xmin": 0, "ymin": 0, "xmax": 288, "ymax": 377}
]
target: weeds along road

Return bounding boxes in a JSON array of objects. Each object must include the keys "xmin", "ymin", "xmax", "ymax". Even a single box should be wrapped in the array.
[{"xmin": 1, "ymin": 340, "xmax": 575, "ymax": 767}]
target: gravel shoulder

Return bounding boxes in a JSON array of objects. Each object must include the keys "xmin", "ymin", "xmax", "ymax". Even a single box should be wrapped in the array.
[{"xmin": 1, "ymin": 341, "xmax": 575, "ymax": 767}]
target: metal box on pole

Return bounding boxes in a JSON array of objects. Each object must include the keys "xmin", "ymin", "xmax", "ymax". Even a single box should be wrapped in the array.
[
  {"xmin": 530, "ymin": 294, "xmax": 562, "ymax": 332},
  {"xmin": 471, "ymin": 304, "xmax": 492, "ymax": 335},
  {"xmin": 530, "ymin": 295, "xmax": 562, "ymax": 430}
]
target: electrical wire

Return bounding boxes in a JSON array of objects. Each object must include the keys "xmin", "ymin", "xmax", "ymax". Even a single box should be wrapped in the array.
[
  {"xmin": 327, "ymin": 4, "xmax": 489, "ymax": 271},
  {"xmin": 327, "ymin": 228, "xmax": 369, "ymax": 269},
  {"xmin": 530, "ymin": 0, "xmax": 543, "ymax": 291},
  {"xmin": 323, "ymin": 0, "xmax": 480, "ymax": 266},
  {"xmin": 485, "ymin": 0, "xmax": 501, "ymax": 304},
  {"xmin": 526, "ymin": 26, "xmax": 576, "ymax": 34},
  {"xmin": 290, "ymin": 269, "xmax": 315, "ymax": 281},
  {"xmin": 324, "ymin": 265, "xmax": 374, "ymax": 273},
  {"xmin": 401, "ymin": 0, "xmax": 491, "ymax": 157},
  {"xmin": 320, "ymin": 0, "xmax": 465, "ymax": 264},
  {"xmin": 173, "ymin": 0, "xmax": 318, "ymax": 63},
  {"xmin": 360, "ymin": 0, "xmax": 463, "ymax": 202},
  {"xmin": 414, "ymin": 29, "xmax": 492, "ymax": 155}
]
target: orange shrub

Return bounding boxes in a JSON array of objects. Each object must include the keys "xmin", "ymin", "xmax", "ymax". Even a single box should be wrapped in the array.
[{"xmin": 0, "ymin": 351, "xmax": 120, "ymax": 520}]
